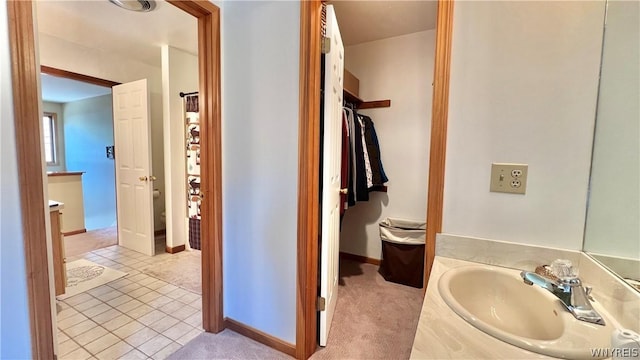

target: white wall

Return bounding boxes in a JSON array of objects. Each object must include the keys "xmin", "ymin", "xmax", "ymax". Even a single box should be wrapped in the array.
[
  {"xmin": 442, "ymin": 1, "xmax": 605, "ymax": 250},
  {"xmin": 583, "ymin": 0, "xmax": 639, "ymax": 259},
  {"xmin": 340, "ymin": 30, "xmax": 435, "ymax": 260},
  {"xmin": 38, "ymin": 33, "xmax": 166, "ymax": 231},
  {"xmin": 222, "ymin": 1, "xmax": 300, "ymax": 344},
  {"xmin": 161, "ymin": 45, "xmax": 198, "ymax": 249},
  {"xmin": 43, "ymin": 101, "xmax": 66, "ymax": 172},
  {"xmin": 0, "ymin": 4, "xmax": 34, "ymax": 357}
]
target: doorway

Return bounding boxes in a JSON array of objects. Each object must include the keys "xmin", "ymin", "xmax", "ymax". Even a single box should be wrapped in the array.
[
  {"xmin": 6, "ymin": 1, "xmax": 222, "ymax": 358},
  {"xmin": 296, "ymin": 1, "xmax": 454, "ymax": 359}
]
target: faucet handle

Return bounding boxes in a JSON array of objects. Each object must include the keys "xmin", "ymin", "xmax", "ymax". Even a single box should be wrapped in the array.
[
  {"xmin": 551, "ymin": 259, "xmax": 578, "ymax": 280},
  {"xmin": 585, "ymin": 286, "xmax": 594, "ymax": 301}
]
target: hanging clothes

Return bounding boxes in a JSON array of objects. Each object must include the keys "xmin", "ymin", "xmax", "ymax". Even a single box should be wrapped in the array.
[
  {"xmin": 341, "ymin": 106, "xmax": 388, "ymax": 208},
  {"xmin": 340, "ymin": 110, "xmax": 350, "ymax": 216}
]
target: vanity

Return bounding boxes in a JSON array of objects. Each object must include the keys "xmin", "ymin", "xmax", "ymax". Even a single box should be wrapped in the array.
[
  {"xmin": 47, "ymin": 171, "xmax": 85, "ymax": 235},
  {"xmin": 49, "ymin": 200, "xmax": 66, "ymax": 296},
  {"xmin": 410, "ymin": 235, "xmax": 640, "ymax": 359}
]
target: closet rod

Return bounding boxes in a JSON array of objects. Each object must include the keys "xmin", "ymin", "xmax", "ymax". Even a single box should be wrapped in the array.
[{"xmin": 179, "ymin": 91, "xmax": 199, "ymax": 97}]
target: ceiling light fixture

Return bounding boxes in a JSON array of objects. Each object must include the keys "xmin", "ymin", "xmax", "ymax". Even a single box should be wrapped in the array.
[{"xmin": 108, "ymin": 0, "xmax": 156, "ymax": 12}]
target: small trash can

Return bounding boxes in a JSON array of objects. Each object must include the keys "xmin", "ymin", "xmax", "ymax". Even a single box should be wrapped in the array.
[{"xmin": 378, "ymin": 218, "xmax": 426, "ymax": 288}]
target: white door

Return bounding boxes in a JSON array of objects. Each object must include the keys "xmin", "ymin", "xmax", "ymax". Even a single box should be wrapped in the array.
[
  {"xmin": 319, "ymin": 4, "xmax": 344, "ymax": 347},
  {"xmin": 112, "ymin": 79, "xmax": 155, "ymax": 256}
]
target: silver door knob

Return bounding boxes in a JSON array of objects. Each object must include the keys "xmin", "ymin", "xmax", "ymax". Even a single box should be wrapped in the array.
[
  {"xmin": 149, "ymin": 175, "xmax": 157, "ymax": 181},
  {"xmin": 139, "ymin": 176, "xmax": 148, "ymax": 182},
  {"xmin": 339, "ymin": 188, "xmax": 348, "ymax": 194}
]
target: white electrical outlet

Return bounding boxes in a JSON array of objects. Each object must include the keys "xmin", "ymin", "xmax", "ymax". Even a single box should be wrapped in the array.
[{"xmin": 490, "ymin": 163, "xmax": 528, "ymax": 194}]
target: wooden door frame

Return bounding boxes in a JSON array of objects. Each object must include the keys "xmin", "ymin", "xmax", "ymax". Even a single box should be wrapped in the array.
[
  {"xmin": 7, "ymin": 1, "xmax": 222, "ymax": 357},
  {"xmin": 295, "ymin": 1, "xmax": 454, "ymax": 358}
]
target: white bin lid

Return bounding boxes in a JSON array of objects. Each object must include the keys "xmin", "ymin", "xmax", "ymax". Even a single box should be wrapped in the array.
[{"xmin": 379, "ymin": 217, "xmax": 426, "ymax": 245}]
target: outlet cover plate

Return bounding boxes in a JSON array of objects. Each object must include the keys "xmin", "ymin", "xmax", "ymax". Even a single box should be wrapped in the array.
[{"xmin": 490, "ymin": 163, "xmax": 528, "ymax": 194}]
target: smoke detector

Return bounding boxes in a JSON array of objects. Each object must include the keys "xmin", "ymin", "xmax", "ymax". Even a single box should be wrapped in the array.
[{"xmin": 109, "ymin": 0, "xmax": 157, "ymax": 12}]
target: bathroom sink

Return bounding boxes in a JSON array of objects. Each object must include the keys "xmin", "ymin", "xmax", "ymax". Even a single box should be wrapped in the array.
[{"xmin": 438, "ymin": 265, "xmax": 613, "ymax": 359}]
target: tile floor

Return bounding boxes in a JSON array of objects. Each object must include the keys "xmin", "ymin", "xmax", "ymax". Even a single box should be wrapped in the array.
[{"xmin": 57, "ymin": 245, "xmax": 203, "ymax": 360}]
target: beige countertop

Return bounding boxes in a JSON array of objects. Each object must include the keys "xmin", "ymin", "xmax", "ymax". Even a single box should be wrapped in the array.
[{"xmin": 411, "ymin": 256, "xmax": 557, "ymax": 359}]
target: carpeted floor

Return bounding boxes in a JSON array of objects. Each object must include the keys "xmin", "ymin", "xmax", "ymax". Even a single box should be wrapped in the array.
[
  {"xmin": 169, "ymin": 259, "xmax": 423, "ymax": 360},
  {"xmin": 141, "ymin": 250, "xmax": 202, "ymax": 294},
  {"xmin": 64, "ymin": 226, "xmax": 118, "ymax": 258}
]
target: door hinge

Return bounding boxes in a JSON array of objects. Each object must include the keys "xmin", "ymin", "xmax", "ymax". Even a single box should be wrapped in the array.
[
  {"xmin": 321, "ymin": 37, "xmax": 331, "ymax": 54},
  {"xmin": 317, "ymin": 296, "xmax": 326, "ymax": 311}
]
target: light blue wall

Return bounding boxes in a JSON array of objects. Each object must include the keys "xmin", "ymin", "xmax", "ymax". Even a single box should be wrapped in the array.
[
  {"xmin": 0, "ymin": 3, "xmax": 33, "ymax": 357},
  {"xmin": 222, "ymin": 1, "xmax": 300, "ymax": 344},
  {"xmin": 63, "ymin": 94, "xmax": 117, "ymax": 230}
]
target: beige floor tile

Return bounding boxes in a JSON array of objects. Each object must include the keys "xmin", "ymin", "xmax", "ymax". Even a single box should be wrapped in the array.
[
  {"xmin": 183, "ymin": 311, "xmax": 202, "ymax": 328},
  {"xmin": 137, "ymin": 291, "xmax": 162, "ymax": 304},
  {"xmin": 164, "ymin": 288, "xmax": 190, "ymax": 300},
  {"xmin": 84, "ymin": 333, "xmax": 120, "ymax": 355},
  {"xmin": 126, "ymin": 286, "xmax": 153, "ymax": 299},
  {"xmin": 138, "ymin": 309, "xmax": 166, "ymax": 326},
  {"xmin": 107, "ymin": 278, "xmax": 133, "ymax": 290},
  {"xmin": 73, "ymin": 326, "xmax": 109, "ymax": 346},
  {"xmin": 117, "ymin": 283, "xmax": 141, "ymax": 294},
  {"xmin": 119, "ymin": 349, "xmax": 148, "ymax": 360},
  {"xmin": 148, "ymin": 315, "xmax": 179, "ymax": 333},
  {"xmin": 138, "ymin": 334, "xmax": 173, "ymax": 357},
  {"xmin": 151, "ymin": 341, "xmax": 182, "ymax": 360},
  {"xmin": 59, "ymin": 346, "xmax": 92, "ymax": 360},
  {"xmin": 145, "ymin": 280, "xmax": 168, "ymax": 291},
  {"xmin": 64, "ymin": 293, "xmax": 95, "ymax": 307},
  {"xmin": 58, "ymin": 313, "xmax": 89, "ymax": 330},
  {"xmin": 137, "ymin": 276, "xmax": 158, "ymax": 287},
  {"xmin": 117, "ymin": 299, "xmax": 144, "ymax": 313},
  {"xmin": 57, "ymin": 307, "xmax": 80, "ymax": 321},
  {"xmin": 188, "ymin": 298, "xmax": 202, "ymax": 310},
  {"xmin": 95, "ymin": 341, "xmax": 133, "ymax": 360},
  {"xmin": 73, "ymin": 298, "xmax": 104, "ymax": 312},
  {"xmin": 94, "ymin": 289, "xmax": 124, "ymax": 302},
  {"xmin": 171, "ymin": 305, "xmax": 198, "ymax": 321},
  {"xmin": 59, "ymin": 339, "xmax": 80, "ymax": 356},
  {"xmin": 92, "ymin": 308, "xmax": 124, "ymax": 325},
  {"xmin": 155, "ymin": 284, "xmax": 178, "ymax": 295},
  {"xmin": 102, "ymin": 314, "xmax": 134, "ymax": 332},
  {"xmin": 87, "ymin": 285, "xmax": 115, "ymax": 298},
  {"xmin": 120, "ymin": 326, "xmax": 158, "ymax": 348},
  {"xmin": 57, "ymin": 330, "xmax": 70, "ymax": 343},
  {"xmin": 125, "ymin": 304, "xmax": 154, "ymax": 320},
  {"xmin": 112, "ymin": 320, "xmax": 145, "ymax": 339},
  {"xmin": 147, "ymin": 295, "xmax": 173, "ymax": 309},
  {"xmin": 161, "ymin": 321, "xmax": 193, "ymax": 341},
  {"xmin": 175, "ymin": 327, "xmax": 203, "ymax": 346},
  {"xmin": 65, "ymin": 319, "xmax": 98, "ymax": 338},
  {"xmin": 106, "ymin": 294, "xmax": 134, "ymax": 307},
  {"xmin": 176, "ymin": 292, "xmax": 200, "ymax": 305},
  {"xmin": 81, "ymin": 303, "xmax": 112, "ymax": 318}
]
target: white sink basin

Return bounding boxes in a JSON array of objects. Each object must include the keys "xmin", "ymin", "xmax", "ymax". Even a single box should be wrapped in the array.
[{"xmin": 438, "ymin": 265, "xmax": 613, "ymax": 359}]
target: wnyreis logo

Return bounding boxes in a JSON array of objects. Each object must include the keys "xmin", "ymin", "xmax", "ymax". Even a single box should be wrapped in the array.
[{"xmin": 590, "ymin": 348, "xmax": 639, "ymax": 358}]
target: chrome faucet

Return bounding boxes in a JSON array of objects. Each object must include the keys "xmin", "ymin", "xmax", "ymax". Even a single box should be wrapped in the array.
[{"xmin": 520, "ymin": 266, "xmax": 606, "ymax": 326}]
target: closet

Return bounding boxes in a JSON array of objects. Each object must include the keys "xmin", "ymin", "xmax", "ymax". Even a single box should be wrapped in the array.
[{"xmin": 317, "ymin": 2, "xmax": 437, "ymax": 356}]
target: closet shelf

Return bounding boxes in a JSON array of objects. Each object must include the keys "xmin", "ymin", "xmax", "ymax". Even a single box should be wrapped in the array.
[{"xmin": 344, "ymin": 69, "xmax": 391, "ymax": 110}]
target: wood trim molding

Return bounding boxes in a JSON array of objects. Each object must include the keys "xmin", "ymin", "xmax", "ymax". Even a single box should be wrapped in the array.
[
  {"xmin": 339, "ymin": 251, "xmax": 382, "ymax": 266},
  {"xmin": 165, "ymin": 244, "xmax": 185, "ymax": 254},
  {"xmin": 62, "ymin": 229, "xmax": 87, "ymax": 237},
  {"xmin": 40, "ymin": 65, "xmax": 120, "ymax": 88},
  {"xmin": 46, "ymin": 171, "xmax": 85, "ymax": 177},
  {"xmin": 167, "ymin": 0, "xmax": 224, "ymax": 334},
  {"xmin": 296, "ymin": 1, "xmax": 323, "ymax": 359},
  {"xmin": 154, "ymin": 229, "xmax": 167, "ymax": 237},
  {"xmin": 424, "ymin": 0, "xmax": 454, "ymax": 290},
  {"xmin": 7, "ymin": 1, "xmax": 55, "ymax": 358},
  {"xmin": 224, "ymin": 318, "xmax": 297, "ymax": 358}
]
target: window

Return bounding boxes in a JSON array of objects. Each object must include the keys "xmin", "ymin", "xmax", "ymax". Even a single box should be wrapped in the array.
[{"xmin": 42, "ymin": 112, "xmax": 58, "ymax": 165}]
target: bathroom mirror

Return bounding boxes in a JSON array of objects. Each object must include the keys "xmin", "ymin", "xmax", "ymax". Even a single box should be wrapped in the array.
[{"xmin": 582, "ymin": 0, "xmax": 639, "ymax": 291}]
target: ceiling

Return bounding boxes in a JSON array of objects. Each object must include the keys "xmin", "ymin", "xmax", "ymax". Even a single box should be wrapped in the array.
[
  {"xmin": 330, "ymin": 1, "xmax": 438, "ymax": 46},
  {"xmin": 41, "ymin": 74, "xmax": 112, "ymax": 103},
  {"xmin": 35, "ymin": 1, "xmax": 436, "ymax": 102},
  {"xmin": 35, "ymin": 0, "xmax": 197, "ymax": 68}
]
